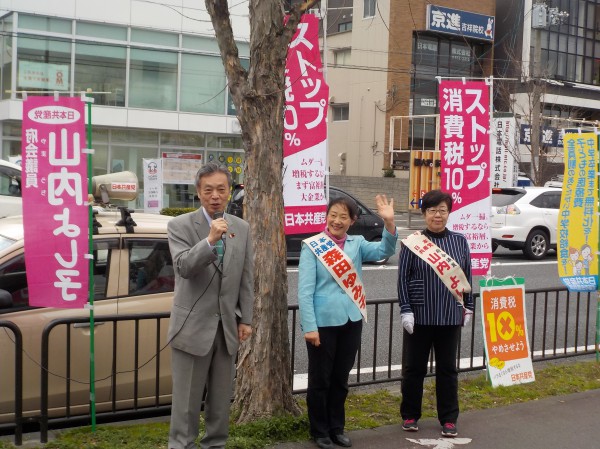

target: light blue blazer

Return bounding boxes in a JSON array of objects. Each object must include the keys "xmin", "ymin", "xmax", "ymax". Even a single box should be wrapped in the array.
[{"xmin": 298, "ymin": 228, "xmax": 397, "ymax": 333}]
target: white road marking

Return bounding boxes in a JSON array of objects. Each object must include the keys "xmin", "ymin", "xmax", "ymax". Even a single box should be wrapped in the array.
[{"xmin": 407, "ymin": 437, "xmax": 472, "ymax": 448}]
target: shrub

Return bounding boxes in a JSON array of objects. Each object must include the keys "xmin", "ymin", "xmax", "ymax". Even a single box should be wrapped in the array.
[{"xmin": 160, "ymin": 207, "xmax": 197, "ymax": 217}]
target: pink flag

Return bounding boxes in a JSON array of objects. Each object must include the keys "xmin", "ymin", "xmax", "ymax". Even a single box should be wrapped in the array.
[
  {"xmin": 439, "ymin": 80, "xmax": 492, "ymax": 275},
  {"xmin": 283, "ymin": 14, "xmax": 329, "ymax": 235},
  {"xmin": 22, "ymin": 96, "xmax": 89, "ymax": 308}
]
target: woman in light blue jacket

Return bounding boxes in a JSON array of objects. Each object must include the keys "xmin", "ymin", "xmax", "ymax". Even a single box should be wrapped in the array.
[{"xmin": 298, "ymin": 194, "xmax": 397, "ymax": 449}]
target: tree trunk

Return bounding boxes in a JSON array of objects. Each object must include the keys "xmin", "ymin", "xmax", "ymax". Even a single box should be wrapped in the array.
[{"xmin": 204, "ymin": 0, "xmax": 319, "ymax": 422}]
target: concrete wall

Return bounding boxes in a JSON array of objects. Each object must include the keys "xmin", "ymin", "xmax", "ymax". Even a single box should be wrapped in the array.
[{"xmin": 329, "ymin": 174, "xmax": 409, "ymax": 213}]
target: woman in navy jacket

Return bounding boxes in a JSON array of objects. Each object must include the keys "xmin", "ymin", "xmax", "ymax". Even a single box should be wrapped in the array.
[
  {"xmin": 298, "ymin": 194, "xmax": 397, "ymax": 449},
  {"xmin": 397, "ymin": 189, "xmax": 474, "ymax": 438}
]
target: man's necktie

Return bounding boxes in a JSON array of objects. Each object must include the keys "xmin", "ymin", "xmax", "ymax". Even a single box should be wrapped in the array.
[{"xmin": 215, "ymin": 238, "xmax": 224, "ymax": 266}]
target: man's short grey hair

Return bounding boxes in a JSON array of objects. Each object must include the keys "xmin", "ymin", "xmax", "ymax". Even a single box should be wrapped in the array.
[{"xmin": 194, "ymin": 162, "xmax": 233, "ymax": 188}]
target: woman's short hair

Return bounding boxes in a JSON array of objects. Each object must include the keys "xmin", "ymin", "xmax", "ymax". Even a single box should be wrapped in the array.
[
  {"xmin": 194, "ymin": 162, "xmax": 233, "ymax": 188},
  {"xmin": 420, "ymin": 190, "xmax": 453, "ymax": 214},
  {"xmin": 327, "ymin": 195, "xmax": 360, "ymax": 220}
]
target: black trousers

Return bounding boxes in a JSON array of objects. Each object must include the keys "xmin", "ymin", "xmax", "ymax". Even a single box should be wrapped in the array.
[
  {"xmin": 400, "ymin": 324, "xmax": 460, "ymax": 425},
  {"xmin": 306, "ymin": 319, "xmax": 363, "ymax": 438}
]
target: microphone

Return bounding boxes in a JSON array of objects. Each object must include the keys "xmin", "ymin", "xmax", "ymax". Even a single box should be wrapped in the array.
[{"xmin": 212, "ymin": 211, "xmax": 227, "ymax": 242}]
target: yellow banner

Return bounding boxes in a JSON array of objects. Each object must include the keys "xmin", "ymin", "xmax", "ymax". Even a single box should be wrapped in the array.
[{"xmin": 557, "ymin": 133, "xmax": 598, "ymax": 291}]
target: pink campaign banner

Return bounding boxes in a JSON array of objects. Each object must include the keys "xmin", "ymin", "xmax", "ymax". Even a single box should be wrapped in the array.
[
  {"xmin": 22, "ymin": 96, "xmax": 89, "ymax": 308},
  {"xmin": 283, "ymin": 14, "xmax": 329, "ymax": 235},
  {"xmin": 439, "ymin": 80, "xmax": 492, "ymax": 275}
]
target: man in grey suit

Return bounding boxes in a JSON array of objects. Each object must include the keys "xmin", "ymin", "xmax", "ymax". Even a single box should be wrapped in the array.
[{"xmin": 167, "ymin": 162, "xmax": 254, "ymax": 449}]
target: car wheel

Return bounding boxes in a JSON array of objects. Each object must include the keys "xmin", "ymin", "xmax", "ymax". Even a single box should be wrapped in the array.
[
  {"xmin": 523, "ymin": 229, "xmax": 549, "ymax": 260},
  {"xmin": 368, "ymin": 237, "xmax": 390, "ymax": 265}
]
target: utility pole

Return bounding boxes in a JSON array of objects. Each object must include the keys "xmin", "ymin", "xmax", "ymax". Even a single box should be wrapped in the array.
[{"xmin": 530, "ymin": 1, "xmax": 569, "ymax": 184}]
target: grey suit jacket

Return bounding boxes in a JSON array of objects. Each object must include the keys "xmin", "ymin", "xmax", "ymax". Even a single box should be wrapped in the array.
[{"xmin": 166, "ymin": 208, "xmax": 254, "ymax": 356}]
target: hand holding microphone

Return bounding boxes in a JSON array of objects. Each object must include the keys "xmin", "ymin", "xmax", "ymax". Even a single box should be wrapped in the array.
[{"xmin": 209, "ymin": 211, "xmax": 228, "ymax": 246}]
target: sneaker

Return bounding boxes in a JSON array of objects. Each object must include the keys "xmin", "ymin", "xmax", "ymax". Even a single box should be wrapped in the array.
[
  {"xmin": 441, "ymin": 422, "xmax": 458, "ymax": 437},
  {"xmin": 402, "ymin": 418, "xmax": 419, "ymax": 431}
]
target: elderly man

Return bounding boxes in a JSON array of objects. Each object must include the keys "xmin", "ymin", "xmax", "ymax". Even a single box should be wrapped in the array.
[{"xmin": 167, "ymin": 162, "xmax": 254, "ymax": 449}]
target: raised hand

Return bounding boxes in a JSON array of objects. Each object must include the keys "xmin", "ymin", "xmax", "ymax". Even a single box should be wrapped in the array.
[{"xmin": 375, "ymin": 194, "xmax": 396, "ymax": 233}]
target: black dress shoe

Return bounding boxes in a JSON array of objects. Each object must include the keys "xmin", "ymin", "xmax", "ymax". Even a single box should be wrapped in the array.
[
  {"xmin": 314, "ymin": 436, "xmax": 334, "ymax": 449},
  {"xmin": 330, "ymin": 433, "xmax": 352, "ymax": 447}
]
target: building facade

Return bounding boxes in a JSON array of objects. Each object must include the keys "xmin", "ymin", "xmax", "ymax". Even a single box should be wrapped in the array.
[
  {"xmin": 0, "ymin": 0, "xmax": 249, "ymax": 209},
  {"xmin": 322, "ymin": 0, "xmax": 495, "ymax": 178},
  {"xmin": 495, "ymin": 0, "xmax": 600, "ymax": 181}
]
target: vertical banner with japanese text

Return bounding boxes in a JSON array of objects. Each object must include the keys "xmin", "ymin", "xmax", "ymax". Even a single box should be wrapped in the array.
[
  {"xmin": 480, "ymin": 278, "xmax": 535, "ymax": 388},
  {"xmin": 283, "ymin": 14, "xmax": 329, "ymax": 235},
  {"xmin": 439, "ymin": 80, "xmax": 492, "ymax": 275},
  {"xmin": 22, "ymin": 96, "xmax": 89, "ymax": 308},
  {"xmin": 143, "ymin": 158, "xmax": 163, "ymax": 214},
  {"xmin": 557, "ymin": 133, "xmax": 599, "ymax": 291},
  {"xmin": 492, "ymin": 116, "xmax": 518, "ymax": 188}
]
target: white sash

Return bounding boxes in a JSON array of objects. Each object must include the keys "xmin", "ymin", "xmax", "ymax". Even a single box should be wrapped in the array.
[
  {"xmin": 303, "ymin": 232, "xmax": 367, "ymax": 322},
  {"xmin": 402, "ymin": 231, "xmax": 471, "ymax": 306}
]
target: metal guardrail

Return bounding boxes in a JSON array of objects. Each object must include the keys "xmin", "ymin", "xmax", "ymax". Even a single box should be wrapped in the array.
[
  {"xmin": 0, "ymin": 287, "xmax": 598, "ymax": 445},
  {"xmin": 0, "ymin": 320, "xmax": 23, "ymax": 446}
]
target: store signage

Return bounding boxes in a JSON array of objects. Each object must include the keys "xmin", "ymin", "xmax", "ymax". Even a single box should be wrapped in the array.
[{"xmin": 426, "ymin": 5, "xmax": 495, "ymax": 42}]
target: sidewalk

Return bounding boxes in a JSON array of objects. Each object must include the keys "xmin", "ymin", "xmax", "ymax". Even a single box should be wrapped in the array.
[{"xmin": 269, "ymin": 389, "xmax": 600, "ymax": 449}]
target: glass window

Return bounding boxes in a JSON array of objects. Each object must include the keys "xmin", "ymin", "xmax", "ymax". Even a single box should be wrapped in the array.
[
  {"xmin": 415, "ymin": 36, "xmax": 438, "ymax": 68},
  {"xmin": 160, "ymin": 132, "xmax": 205, "ymax": 147},
  {"xmin": 332, "ymin": 104, "xmax": 349, "ymax": 121},
  {"xmin": 0, "ymin": 239, "xmax": 118, "ymax": 312},
  {"xmin": 129, "ymin": 49, "xmax": 177, "ymax": 110},
  {"xmin": 75, "ymin": 42, "xmax": 126, "ymax": 106},
  {"xmin": 334, "ymin": 49, "xmax": 351, "ymax": 65},
  {"xmin": 3, "ymin": 122, "xmax": 21, "ymax": 138},
  {"xmin": 126, "ymin": 239, "xmax": 174, "ymax": 296},
  {"xmin": 182, "ymin": 34, "xmax": 219, "ymax": 53},
  {"xmin": 76, "ymin": 22, "xmax": 127, "ymax": 41},
  {"xmin": 111, "ymin": 129, "xmax": 158, "ymax": 145},
  {"xmin": 338, "ymin": 22, "xmax": 352, "ymax": 32},
  {"xmin": 206, "ymin": 135, "xmax": 243, "ymax": 149},
  {"xmin": 363, "ymin": 0, "xmax": 376, "ymax": 18},
  {"xmin": 18, "ymin": 15, "xmax": 71, "ymax": 34},
  {"xmin": 1, "ymin": 15, "xmax": 13, "ymax": 100},
  {"xmin": 131, "ymin": 28, "xmax": 179, "ymax": 47},
  {"xmin": 17, "ymin": 37, "xmax": 71, "ymax": 94},
  {"xmin": 180, "ymin": 53, "xmax": 226, "ymax": 114},
  {"xmin": 110, "ymin": 145, "xmax": 158, "ymax": 208},
  {"xmin": 92, "ymin": 143, "xmax": 109, "ymax": 177}
]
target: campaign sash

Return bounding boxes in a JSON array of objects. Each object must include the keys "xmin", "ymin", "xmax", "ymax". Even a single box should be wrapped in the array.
[
  {"xmin": 303, "ymin": 233, "xmax": 367, "ymax": 321},
  {"xmin": 402, "ymin": 231, "xmax": 471, "ymax": 305}
]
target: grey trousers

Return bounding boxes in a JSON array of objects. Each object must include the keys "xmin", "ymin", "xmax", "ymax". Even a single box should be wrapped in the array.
[{"xmin": 168, "ymin": 323, "xmax": 235, "ymax": 449}]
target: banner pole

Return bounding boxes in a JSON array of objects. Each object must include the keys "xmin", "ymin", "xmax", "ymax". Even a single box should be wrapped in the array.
[{"xmin": 84, "ymin": 90, "xmax": 97, "ymax": 431}]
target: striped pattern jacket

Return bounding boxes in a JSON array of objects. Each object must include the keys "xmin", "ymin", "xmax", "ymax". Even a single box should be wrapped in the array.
[{"xmin": 397, "ymin": 228, "xmax": 474, "ymax": 326}]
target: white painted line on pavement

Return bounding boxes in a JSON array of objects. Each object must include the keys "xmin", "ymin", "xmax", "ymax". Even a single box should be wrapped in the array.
[{"xmin": 407, "ymin": 437, "xmax": 472, "ymax": 447}]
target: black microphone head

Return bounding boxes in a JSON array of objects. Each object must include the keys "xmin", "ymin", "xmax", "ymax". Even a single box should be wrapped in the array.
[{"xmin": 212, "ymin": 211, "xmax": 224, "ymax": 220}]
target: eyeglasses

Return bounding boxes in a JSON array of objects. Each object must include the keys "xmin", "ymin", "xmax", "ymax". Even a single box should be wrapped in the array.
[{"xmin": 425, "ymin": 208, "xmax": 449, "ymax": 216}]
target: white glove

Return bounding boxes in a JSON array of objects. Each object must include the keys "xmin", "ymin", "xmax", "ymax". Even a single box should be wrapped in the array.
[
  {"xmin": 463, "ymin": 309, "xmax": 474, "ymax": 326},
  {"xmin": 401, "ymin": 312, "xmax": 414, "ymax": 334}
]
